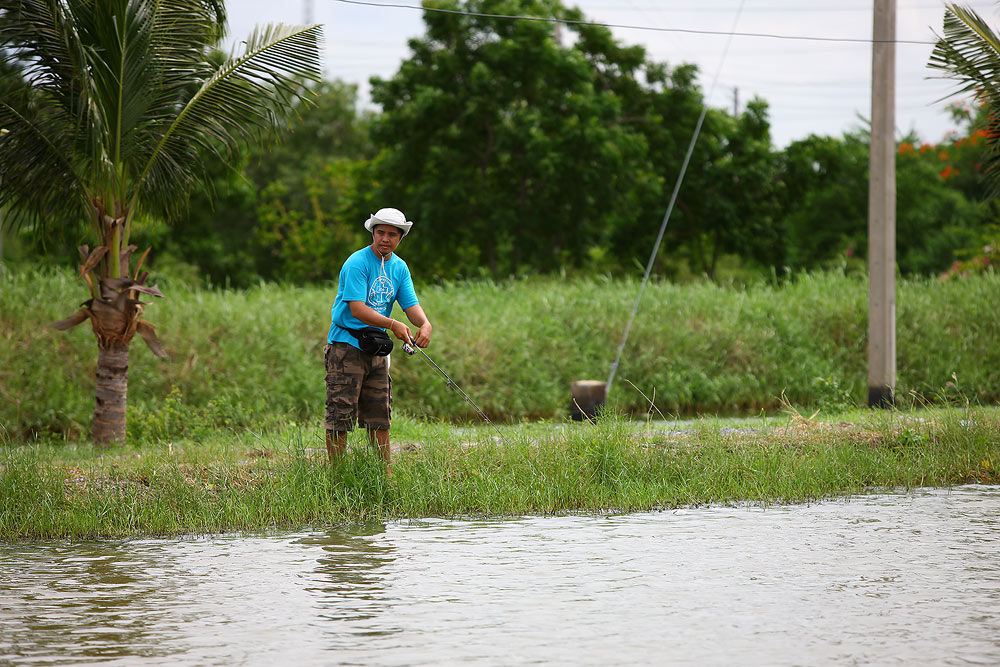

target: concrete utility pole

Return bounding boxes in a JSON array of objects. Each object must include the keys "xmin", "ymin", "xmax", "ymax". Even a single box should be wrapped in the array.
[{"xmin": 868, "ymin": 0, "xmax": 896, "ymax": 408}]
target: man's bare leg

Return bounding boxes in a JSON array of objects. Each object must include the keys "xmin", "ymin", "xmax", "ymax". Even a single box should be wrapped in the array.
[
  {"xmin": 368, "ymin": 427, "xmax": 391, "ymax": 477},
  {"xmin": 326, "ymin": 430, "xmax": 347, "ymax": 462}
]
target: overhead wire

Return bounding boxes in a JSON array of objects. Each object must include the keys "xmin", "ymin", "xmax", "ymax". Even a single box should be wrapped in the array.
[{"xmin": 330, "ymin": 0, "xmax": 937, "ymax": 45}]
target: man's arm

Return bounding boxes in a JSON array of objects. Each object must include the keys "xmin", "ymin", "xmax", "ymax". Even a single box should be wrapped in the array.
[
  {"xmin": 348, "ymin": 301, "xmax": 413, "ymax": 343},
  {"xmin": 403, "ymin": 304, "xmax": 432, "ymax": 348}
]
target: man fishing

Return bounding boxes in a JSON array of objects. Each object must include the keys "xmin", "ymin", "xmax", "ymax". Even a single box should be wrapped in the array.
[{"xmin": 325, "ymin": 207, "xmax": 432, "ymax": 475}]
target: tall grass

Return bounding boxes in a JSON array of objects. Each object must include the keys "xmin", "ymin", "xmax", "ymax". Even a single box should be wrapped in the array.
[{"xmin": 1, "ymin": 265, "xmax": 998, "ymax": 440}]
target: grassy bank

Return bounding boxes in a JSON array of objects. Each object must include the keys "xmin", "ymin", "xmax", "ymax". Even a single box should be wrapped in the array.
[
  {"xmin": 2, "ymin": 265, "xmax": 998, "ymax": 440},
  {"xmin": 2, "ymin": 407, "xmax": 998, "ymax": 540}
]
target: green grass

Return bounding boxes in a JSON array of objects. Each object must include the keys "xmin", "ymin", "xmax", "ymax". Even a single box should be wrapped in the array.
[
  {"xmin": 2, "ymin": 265, "xmax": 998, "ymax": 440},
  {"xmin": 3, "ymin": 407, "xmax": 998, "ymax": 540}
]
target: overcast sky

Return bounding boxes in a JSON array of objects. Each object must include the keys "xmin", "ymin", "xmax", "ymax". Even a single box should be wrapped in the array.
[{"xmin": 223, "ymin": 0, "xmax": 999, "ymax": 148}]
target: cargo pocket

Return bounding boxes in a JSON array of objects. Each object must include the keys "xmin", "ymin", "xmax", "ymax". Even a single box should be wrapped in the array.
[
  {"xmin": 325, "ymin": 375, "xmax": 358, "ymax": 431},
  {"xmin": 387, "ymin": 375, "xmax": 393, "ymax": 422}
]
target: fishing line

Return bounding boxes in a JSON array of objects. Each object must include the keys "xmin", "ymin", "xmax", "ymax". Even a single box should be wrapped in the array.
[
  {"xmin": 606, "ymin": 0, "xmax": 748, "ymax": 395},
  {"xmin": 402, "ymin": 342, "xmax": 511, "ymax": 446}
]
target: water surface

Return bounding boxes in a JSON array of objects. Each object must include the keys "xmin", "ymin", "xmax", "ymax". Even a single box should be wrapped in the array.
[{"xmin": 2, "ymin": 485, "xmax": 999, "ymax": 665}]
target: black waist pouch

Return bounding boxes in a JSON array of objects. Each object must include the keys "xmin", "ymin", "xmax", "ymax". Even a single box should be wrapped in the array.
[{"xmin": 347, "ymin": 327, "xmax": 394, "ymax": 356}]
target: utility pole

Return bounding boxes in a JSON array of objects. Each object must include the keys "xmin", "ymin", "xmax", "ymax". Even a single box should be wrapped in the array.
[
  {"xmin": 868, "ymin": 0, "xmax": 896, "ymax": 408},
  {"xmin": 733, "ymin": 87, "xmax": 739, "ymax": 116}
]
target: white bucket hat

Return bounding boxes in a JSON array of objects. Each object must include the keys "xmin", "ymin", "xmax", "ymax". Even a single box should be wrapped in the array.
[{"xmin": 364, "ymin": 207, "xmax": 413, "ymax": 237}]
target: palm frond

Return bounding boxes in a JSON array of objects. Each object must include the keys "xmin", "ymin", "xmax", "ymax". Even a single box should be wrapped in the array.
[
  {"xmin": 929, "ymin": 4, "xmax": 1000, "ymax": 196},
  {"xmin": 0, "ymin": 85, "xmax": 92, "ymax": 231},
  {"xmin": 929, "ymin": 5, "xmax": 1000, "ymax": 103},
  {"xmin": 1, "ymin": 1, "xmax": 318, "ymax": 236},
  {"xmin": 0, "ymin": 0, "xmax": 93, "ymax": 229},
  {"xmin": 132, "ymin": 22, "xmax": 323, "ymax": 217}
]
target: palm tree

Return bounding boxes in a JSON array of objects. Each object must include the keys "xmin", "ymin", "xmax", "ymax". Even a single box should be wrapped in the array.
[
  {"xmin": 0, "ymin": 0, "xmax": 322, "ymax": 445},
  {"xmin": 929, "ymin": 3, "xmax": 1000, "ymax": 195}
]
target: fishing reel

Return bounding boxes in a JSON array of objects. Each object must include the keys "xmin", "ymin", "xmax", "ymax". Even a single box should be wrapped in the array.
[{"xmin": 402, "ymin": 341, "xmax": 417, "ymax": 356}]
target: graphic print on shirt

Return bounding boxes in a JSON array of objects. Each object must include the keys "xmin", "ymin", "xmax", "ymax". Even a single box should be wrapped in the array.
[{"xmin": 368, "ymin": 275, "xmax": 394, "ymax": 310}]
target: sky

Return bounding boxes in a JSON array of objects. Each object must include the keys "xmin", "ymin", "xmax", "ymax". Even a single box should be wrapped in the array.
[{"xmin": 222, "ymin": 0, "xmax": 1000, "ymax": 148}]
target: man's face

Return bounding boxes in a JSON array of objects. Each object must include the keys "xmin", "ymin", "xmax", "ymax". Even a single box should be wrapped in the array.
[{"xmin": 371, "ymin": 224, "xmax": 403, "ymax": 257}]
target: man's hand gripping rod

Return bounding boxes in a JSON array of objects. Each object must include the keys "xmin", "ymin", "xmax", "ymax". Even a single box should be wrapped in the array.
[{"xmin": 401, "ymin": 340, "xmax": 510, "ymax": 445}]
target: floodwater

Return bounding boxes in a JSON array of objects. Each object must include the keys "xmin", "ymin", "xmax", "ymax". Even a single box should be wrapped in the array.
[{"xmin": 2, "ymin": 485, "xmax": 999, "ymax": 666}]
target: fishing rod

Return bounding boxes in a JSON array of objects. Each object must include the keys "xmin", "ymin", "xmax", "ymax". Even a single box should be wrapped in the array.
[{"xmin": 401, "ymin": 341, "xmax": 511, "ymax": 446}]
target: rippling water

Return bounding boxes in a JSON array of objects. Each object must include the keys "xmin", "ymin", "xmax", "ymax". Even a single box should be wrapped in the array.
[{"xmin": 2, "ymin": 485, "xmax": 999, "ymax": 665}]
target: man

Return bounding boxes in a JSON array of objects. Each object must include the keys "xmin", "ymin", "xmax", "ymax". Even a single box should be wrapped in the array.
[{"xmin": 325, "ymin": 207, "xmax": 432, "ymax": 475}]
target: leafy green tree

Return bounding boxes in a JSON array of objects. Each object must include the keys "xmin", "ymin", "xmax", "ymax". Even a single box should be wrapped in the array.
[
  {"xmin": 936, "ymin": 101, "xmax": 1000, "ymax": 276},
  {"xmin": 774, "ymin": 127, "xmax": 985, "ymax": 276},
  {"xmin": 366, "ymin": 0, "xmax": 658, "ymax": 279},
  {"xmin": 663, "ymin": 98, "xmax": 780, "ymax": 279},
  {"xmin": 0, "ymin": 0, "xmax": 321, "ymax": 444},
  {"xmin": 365, "ymin": 0, "xmax": 783, "ymax": 282},
  {"xmin": 246, "ymin": 81, "xmax": 374, "ymax": 283},
  {"xmin": 896, "ymin": 136, "xmax": 983, "ymax": 275},
  {"xmin": 775, "ymin": 133, "xmax": 870, "ymax": 271},
  {"xmin": 251, "ymin": 156, "xmax": 370, "ymax": 283}
]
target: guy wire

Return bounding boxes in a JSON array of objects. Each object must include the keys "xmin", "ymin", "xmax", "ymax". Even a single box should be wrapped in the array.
[{"xmin": 606, "ymin": 0, "xmax": 748, "ymax": 395}]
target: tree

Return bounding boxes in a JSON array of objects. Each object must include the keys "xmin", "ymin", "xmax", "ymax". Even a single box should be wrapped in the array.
[
  {"xmin": 657, "ymin": 98, "xmax": 780, "ymax": 280},
  {"xmin": 773, "ymin": 128, "xmax": 984, "ymax": 277},
  {"xmin": 364, "ymin": 0, "xmax": 782, "ymax": 282},
  {"xmin": 895, "ymin": 135, "xmax": 983, "ymax": 275},
  {"xmin": 366, "ymin": 0, "xmax": 657, "ymax": 279},
  {"xmin": 245, "ymin": 81, "xmax": 374, "ymax": 283},
  {"xmin": 0, "ymin": 0, "xmax": 321, "ymax": 444},
  {"xmin": 775, "ymin": 133, "xmax": 870, "ymax": 271}
]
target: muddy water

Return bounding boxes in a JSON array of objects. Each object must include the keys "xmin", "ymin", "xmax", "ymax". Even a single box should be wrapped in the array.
[{"xmin": 2, "ymin": 485, "xmax": 999, "ymax": 666}]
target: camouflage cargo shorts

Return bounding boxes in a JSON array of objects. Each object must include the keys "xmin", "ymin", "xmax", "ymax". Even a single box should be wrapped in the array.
[{"xmin": 324, "ymin": 343, "xmax": 392, "ymax": 432}]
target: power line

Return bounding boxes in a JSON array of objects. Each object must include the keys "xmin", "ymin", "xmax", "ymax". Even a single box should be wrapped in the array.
[
  {"xmin": 586, "ymin": 2, "xmax": 986, "ymax": 13},
  {"xmin": 331, "ymin": 0, "xmax": 937, "ymax": 45}
]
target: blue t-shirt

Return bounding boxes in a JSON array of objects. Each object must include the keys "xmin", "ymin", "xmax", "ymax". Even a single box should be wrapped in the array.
[{"xmin": 328, "ymin": 247, "xmax": 419, "ymax": 348}]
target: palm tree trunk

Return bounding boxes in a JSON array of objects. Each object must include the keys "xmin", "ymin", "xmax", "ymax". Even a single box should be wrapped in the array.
[{"xmin": 94, "ymin": 341, "xmax": 130, "ymax": 445}]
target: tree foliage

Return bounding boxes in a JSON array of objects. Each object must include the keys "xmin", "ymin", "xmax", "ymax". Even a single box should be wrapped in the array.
[
  {"xmin": 365, "ymin": 0, "xmax": 674, "ymax": 279},
  {"xmin": 361, "ymin": 0, "xmax": 789, "ymax": 281}
]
